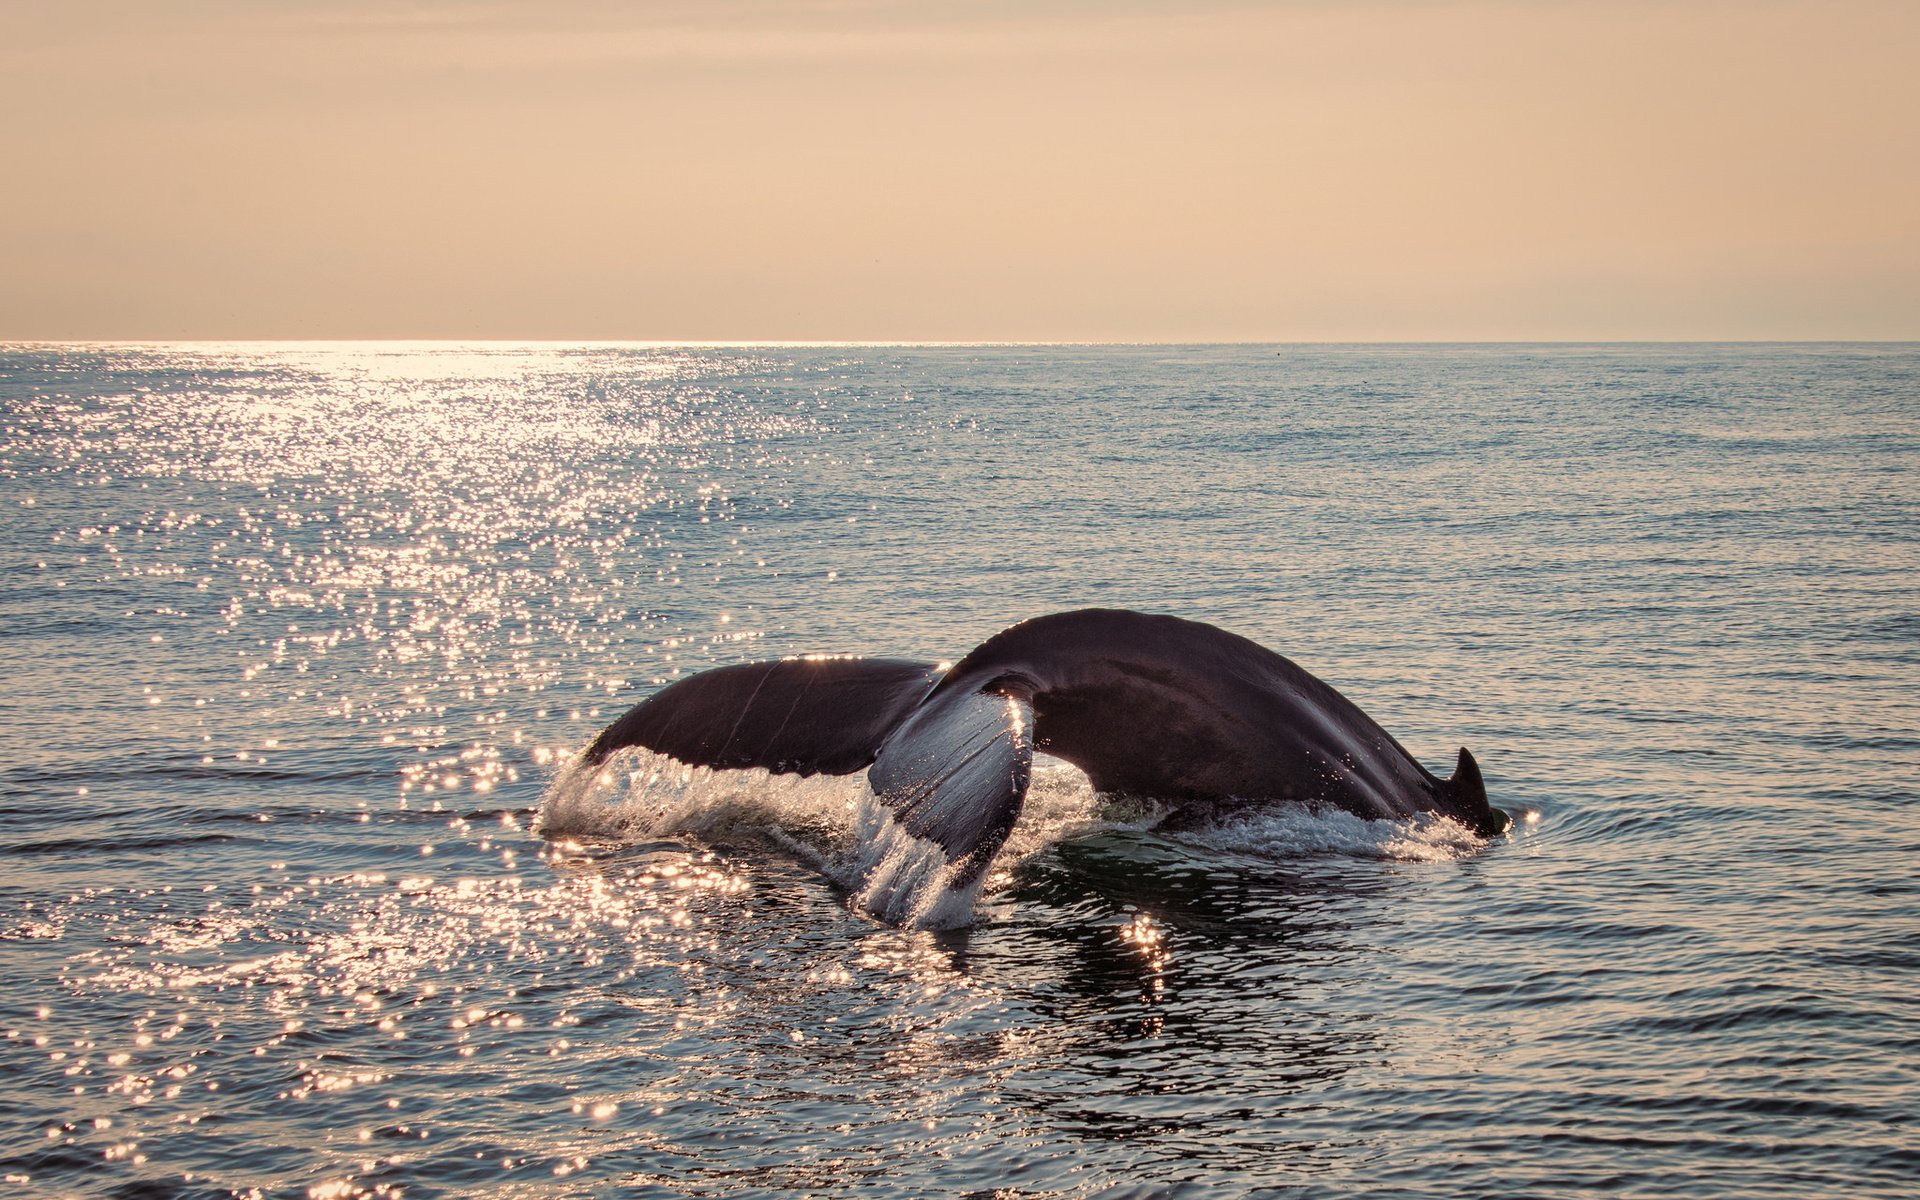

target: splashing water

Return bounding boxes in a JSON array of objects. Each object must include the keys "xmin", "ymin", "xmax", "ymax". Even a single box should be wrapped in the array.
[
  {"xmin": 1169, "ymin": 801, "xmax": 1494, "ymax": 864},
  {"xmin": 538, "ymin": 746, "xmax": 1488, "ymax": 927},
  {"xmin": 537, "ymin": 747, "xmax": 1043, "ymax": 928}
]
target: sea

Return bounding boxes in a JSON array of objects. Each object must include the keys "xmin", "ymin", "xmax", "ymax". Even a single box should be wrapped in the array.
[{"xmin": 0, "ymin": 342, "xmax": 1914, "ymax": 1198}]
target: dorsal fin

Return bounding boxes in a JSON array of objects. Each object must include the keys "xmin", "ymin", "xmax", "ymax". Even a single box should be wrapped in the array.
[{"xmin": 1445, "ymin": 747, "xmax": 1510, "ymax": 836}]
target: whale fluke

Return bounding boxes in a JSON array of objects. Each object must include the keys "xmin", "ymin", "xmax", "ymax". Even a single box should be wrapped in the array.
[{"xmin": 572, "ymin": 609, "xmax": 1507, "ymax": 909}]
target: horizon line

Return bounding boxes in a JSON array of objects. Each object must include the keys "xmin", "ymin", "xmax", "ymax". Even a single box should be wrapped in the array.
[{"xmin": 4, "ymin": 337, "xmax": 1917, "ymax": 349}]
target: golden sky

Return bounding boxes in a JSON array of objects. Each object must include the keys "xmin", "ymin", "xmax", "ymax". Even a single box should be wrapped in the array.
[{"xmin": 3, "ymin": 0, "xmax": 1916, "ymax": 340}]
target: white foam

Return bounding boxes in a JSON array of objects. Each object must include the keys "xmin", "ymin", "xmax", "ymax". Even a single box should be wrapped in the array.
[
  {"xmin": 538, "ymin": 747, "xmax": 865, "ymax": 851},
  {"xmin": 538, "ymin": 750, "xmax": 1483, "ymax": 928},
  {"xmin": 1169, "ymin": 801, "xmax": 1486, "ymax": 863},
  {"xmin": 536, "ymin": 748, "xmax": 996, "ymax": 928},
  {"xmin": 537, "ymin": 751, "xmax": 1130, "ymax": 929}
]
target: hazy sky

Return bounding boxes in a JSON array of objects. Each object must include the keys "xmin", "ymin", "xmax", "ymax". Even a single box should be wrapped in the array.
[{"xmin": 3, "ymin": 0, "xmax": 1916, "ymax": 340}]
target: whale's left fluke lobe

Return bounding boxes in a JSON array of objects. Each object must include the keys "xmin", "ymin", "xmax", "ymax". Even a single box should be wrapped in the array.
[{"xmin": 580, "ymin": 656, "xmax": 940, "ymax": 775}]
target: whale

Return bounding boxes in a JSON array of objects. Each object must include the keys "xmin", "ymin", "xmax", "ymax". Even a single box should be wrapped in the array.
[{"xmin": 578, "ymin": 609, "xmax": 1509, "ymax": 884}]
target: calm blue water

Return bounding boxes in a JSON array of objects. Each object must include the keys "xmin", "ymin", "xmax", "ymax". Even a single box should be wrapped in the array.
[{"xmin": 1, "ymin": 343, "xmax": 1915, "ymax": 1198}]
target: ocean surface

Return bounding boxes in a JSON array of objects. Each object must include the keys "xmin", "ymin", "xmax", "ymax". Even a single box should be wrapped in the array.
[{"xmin": 0, "ymin": 342, "xmax": 1914, "ymax": 1198}]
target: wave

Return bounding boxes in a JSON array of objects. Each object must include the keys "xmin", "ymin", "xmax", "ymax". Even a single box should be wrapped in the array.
[
  {"xmin": 537, "ymin": 750, "xmax": 1488, "ymax": 928},
  {"xmin": 2, "ymin": 831, "xmax": 243, "ymax": 856}
]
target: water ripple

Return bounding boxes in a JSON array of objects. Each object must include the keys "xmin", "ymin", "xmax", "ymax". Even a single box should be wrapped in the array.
[{"xmin": 0, "ymin": 343, "xmax": 1914, "ymax": 1198}]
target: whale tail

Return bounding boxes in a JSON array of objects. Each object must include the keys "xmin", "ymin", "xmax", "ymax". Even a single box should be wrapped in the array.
[{"xmin": 1443, "ymin": 747, "xmax": 1509, "ymax": 836}]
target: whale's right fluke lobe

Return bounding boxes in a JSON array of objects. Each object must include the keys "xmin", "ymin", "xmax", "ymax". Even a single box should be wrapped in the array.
[
  {"xmin": 581, "ymin": 656, "xmax": 941, "ymax": 775},
  {"xmin": 867, "ymin": 685, "xmax": 1034, "ymax": 885}
]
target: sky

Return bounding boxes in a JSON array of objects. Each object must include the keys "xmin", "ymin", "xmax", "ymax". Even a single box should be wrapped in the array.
[{"xmin": 2, "ymin": 0, "xmax": 1916, "ymax": 341}]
